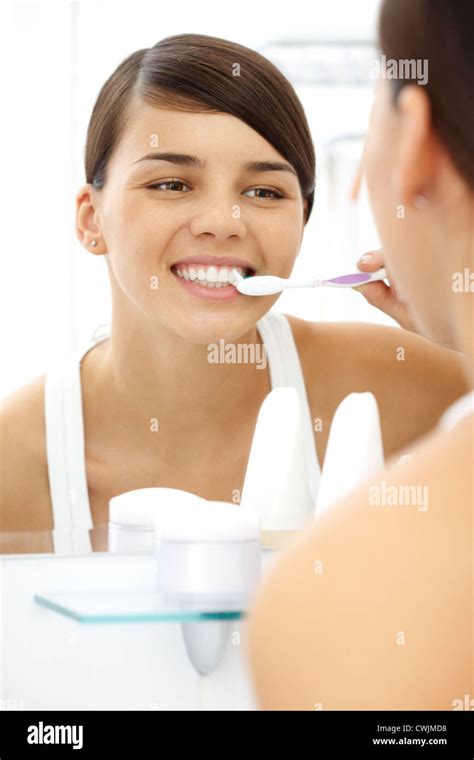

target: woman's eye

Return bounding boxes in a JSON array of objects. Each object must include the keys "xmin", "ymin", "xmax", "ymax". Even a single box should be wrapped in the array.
[
  {"xmin": 146, "ymin": 181, "xmax": 283, "ymax": 199},
  {"xmin": 243, "ymin": 187, "xmax": 283, "ymax": 200},
  {"xmin": 147, "ymin": 180, "xmax": 191, "ymax": 192}
]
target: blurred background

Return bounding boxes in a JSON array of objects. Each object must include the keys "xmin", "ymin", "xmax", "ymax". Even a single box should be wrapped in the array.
[{"xmin": 0, "ymin": 0, "xmax": 394, "ymax": 398}]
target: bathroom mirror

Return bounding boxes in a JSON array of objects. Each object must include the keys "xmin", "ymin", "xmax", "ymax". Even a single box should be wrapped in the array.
[{"xmin": 6, "ymin": 7, "xmax": 458, "ymax": 562}]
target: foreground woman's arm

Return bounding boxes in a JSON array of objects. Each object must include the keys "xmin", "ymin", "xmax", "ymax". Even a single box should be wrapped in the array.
[{"xmin": 246, "ymin": 413, "xmax": 473, "ymax": 709}]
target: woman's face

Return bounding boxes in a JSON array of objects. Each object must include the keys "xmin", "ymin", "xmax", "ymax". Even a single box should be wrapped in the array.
[
  {"xmin": 87, "ymin": 101, "xmax": 307, "ymax": 344},
  {"xmin": 363, "ymin": 79, "xmax": 454, "ymax": 345}
]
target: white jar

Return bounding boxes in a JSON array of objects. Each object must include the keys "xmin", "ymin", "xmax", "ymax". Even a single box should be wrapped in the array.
[
  {"xmin": 153, "ymin": 500, "xmax": 261, "ymax": 599},
  {"xmin": 108, "ymin": 487, "xmax": 206, "ymax": 554}
]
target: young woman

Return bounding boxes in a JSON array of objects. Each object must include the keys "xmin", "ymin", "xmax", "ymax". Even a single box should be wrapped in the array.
[
  {"xmin": 0, "ymin": 32, "xmax": 468, "ymax": 554},
  {"xmin": 247, "ymin": 0, "xmax": 473, "ymax": 710}
]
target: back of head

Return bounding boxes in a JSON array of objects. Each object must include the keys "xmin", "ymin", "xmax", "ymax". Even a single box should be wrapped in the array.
[{"xmin": 379, "ymin": 0, "xmax": 474, "ymax": 189}]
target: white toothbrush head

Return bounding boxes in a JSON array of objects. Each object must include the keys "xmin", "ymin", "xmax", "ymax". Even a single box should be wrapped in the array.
[{"xmin": 232, "ymin": 269, "xmax": 284, "ymax": 296}]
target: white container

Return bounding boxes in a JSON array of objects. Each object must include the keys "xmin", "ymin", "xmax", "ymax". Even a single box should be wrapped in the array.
[
  {"xmin": 108, "ymin": 487, "xmax": 206, "ymax": 554},
  {"xmin": 153, "ymin": 500, "xmax": 261, "ymax": 599},
  {"xmin": 108, "ymin": 520, "xmax": 155, "ymax": 554},
  {"xmin": 315, "ymin": 392, "xmax": 385, "ymax": 516},
  {"xmin": 240, "ymin": 387, "xmax": 314, "ymax": 535}
]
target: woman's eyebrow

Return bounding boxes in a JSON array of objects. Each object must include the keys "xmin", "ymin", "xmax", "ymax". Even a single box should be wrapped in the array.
[{"xmin": 131, "ymin": 151, "xmax": 297, "ymax": 177}]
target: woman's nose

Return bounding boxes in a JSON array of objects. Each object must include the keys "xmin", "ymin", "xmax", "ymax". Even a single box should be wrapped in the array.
[{"xmin": 188, "ymin": 191, "xmax": 247, "ymax": 240}]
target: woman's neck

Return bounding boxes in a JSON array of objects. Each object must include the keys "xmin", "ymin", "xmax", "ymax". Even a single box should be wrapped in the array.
[{"xmin": 88, "ymin": 312, "xmax": 271, "ymax": 450}]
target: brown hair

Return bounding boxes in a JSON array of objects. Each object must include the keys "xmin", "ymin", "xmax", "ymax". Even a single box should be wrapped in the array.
[
  {"xmin": 85, "ymin": 34, "xmax": 316, "ymax": 223},
  {"xmin": 379, "ymin": 0, "xmax": 474, "ymax": 188}
]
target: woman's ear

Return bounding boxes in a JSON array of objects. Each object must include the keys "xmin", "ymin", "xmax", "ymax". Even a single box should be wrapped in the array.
[
  {"xmin": 76, "ymin": 184, "xmax": 106, "ymax": 253},
  {"xmin": 302, "ymin": 197, "xmax": 309, "ymax": 225},
  {"xmin": 392, "ymin": 85, "xmax": 435, "ymax": 208}
]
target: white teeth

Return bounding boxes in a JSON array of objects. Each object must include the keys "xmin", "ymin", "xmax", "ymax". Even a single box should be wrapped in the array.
[
  {"xmin": 173, "ymin": 264, "xmax": 248, "ymax": 286},
  {"xmin": 217, "ymin": 268, "xmax": 230, "ymax": 283},
  {"xmin": 206, "ymin": 266, "xmax": 218, "ymax": 282}
]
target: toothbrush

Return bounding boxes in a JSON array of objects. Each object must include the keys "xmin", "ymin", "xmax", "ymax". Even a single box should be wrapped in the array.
[{"xmin": 231, "ymin": 267, "xmax": 387, "ymax": 296}]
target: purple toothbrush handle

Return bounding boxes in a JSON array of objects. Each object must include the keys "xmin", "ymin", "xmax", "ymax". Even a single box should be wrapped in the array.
[
  {"xmin": 324, "ymin": 269, "xmax": 387, "ymax": 286},
  {"xmin": 329, "ymin": 273, "xmax": 375, "ymax": 285}
]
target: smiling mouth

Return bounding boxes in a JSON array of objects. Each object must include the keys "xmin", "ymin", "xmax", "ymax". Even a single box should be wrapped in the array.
[{"xmin": 170, "ymin": 263, "xmax": 255, "ymax": 288}]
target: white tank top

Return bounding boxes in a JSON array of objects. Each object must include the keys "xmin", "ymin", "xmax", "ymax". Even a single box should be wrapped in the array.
[
  {"xmin": 438, "ymin": 389, "xmax": 474, "ymax": 431},
  {"xmin": 44, "ymin": 310, "xmax": 322, "ymax": 554}
]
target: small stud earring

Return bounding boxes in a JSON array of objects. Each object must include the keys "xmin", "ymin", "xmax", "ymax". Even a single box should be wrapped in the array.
[
  {"xmin": 413, "ymin": 194, "xmax": 427, "ymax": 209},
  {"xmin": 90, "ymin": 240, "xmax": 98, "ymax": 247}
]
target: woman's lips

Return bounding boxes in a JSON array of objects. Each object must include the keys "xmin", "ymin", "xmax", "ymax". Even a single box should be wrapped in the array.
[{"xmin": 170, "ymin": 268, "xmax": 245, "ymax": 300}]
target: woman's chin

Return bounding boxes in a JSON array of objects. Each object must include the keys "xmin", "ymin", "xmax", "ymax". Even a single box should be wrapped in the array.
[{"xmin": 165, "ymin": 313, "xmax": 259, "ymax": 347}]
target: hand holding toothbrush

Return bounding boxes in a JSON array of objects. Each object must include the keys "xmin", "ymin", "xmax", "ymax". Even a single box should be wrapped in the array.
[
  {"xmin": 354, "ymin": 249, "xmax": 419, "ymax": 334},
  {"xmin": 232, "ymin": 249, "xmax": 420, "ymax": 337}
]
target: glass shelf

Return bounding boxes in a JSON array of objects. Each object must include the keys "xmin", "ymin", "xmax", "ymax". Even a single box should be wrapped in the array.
[{"xmin": 33, "ymin": 589, "xmax": 247, "ymax": 624}]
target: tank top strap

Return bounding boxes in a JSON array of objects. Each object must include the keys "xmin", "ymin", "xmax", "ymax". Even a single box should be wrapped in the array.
[
  {"xmin": 44, "ymin": 331, "xmax": 109, "ymax": 554},
  {"xmin": 438, "ymin": 389, "xmax": 474, "ymax": 430}
]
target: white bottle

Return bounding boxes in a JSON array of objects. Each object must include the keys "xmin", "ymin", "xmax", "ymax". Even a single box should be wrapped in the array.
[
  {"xmin": 315, "ymin": 392, "xmax": 385, "ymax": 516},
  {"xmin": 240, "ymin": 387, "xmax": 314, "ymax": 548}
]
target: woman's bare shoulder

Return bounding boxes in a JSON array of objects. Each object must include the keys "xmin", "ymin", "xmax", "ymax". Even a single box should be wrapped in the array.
[
  {"xmin": 284, "ymin": 313, "xmax": 464, "ymax": 373},
  {"xmin": 247, "ymin": 413, "xmax": 473, "ymax": 709},
  {"xmin": 283, "ymin": 314, "xmax": 468, "ymax": 458},
  {"xmin": 282, "ymin": 314, "xmax": 408, "ymax": 437},
  {"xmin": 0, "ymin": 375, "xmax": 53, "ymax": 533},
  {"xmin": 283, "ymin": 314, "xmax": 403, "ymax": 378}
]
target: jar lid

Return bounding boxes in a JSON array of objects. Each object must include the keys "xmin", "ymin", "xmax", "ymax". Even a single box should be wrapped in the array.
[
  {"xmin": 109, "ymin": 487, "xmax": 206, "ymax": 527},
  {"xmin": 153, "ymin": 499, "xmax": 260, "ymax": 541}
]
